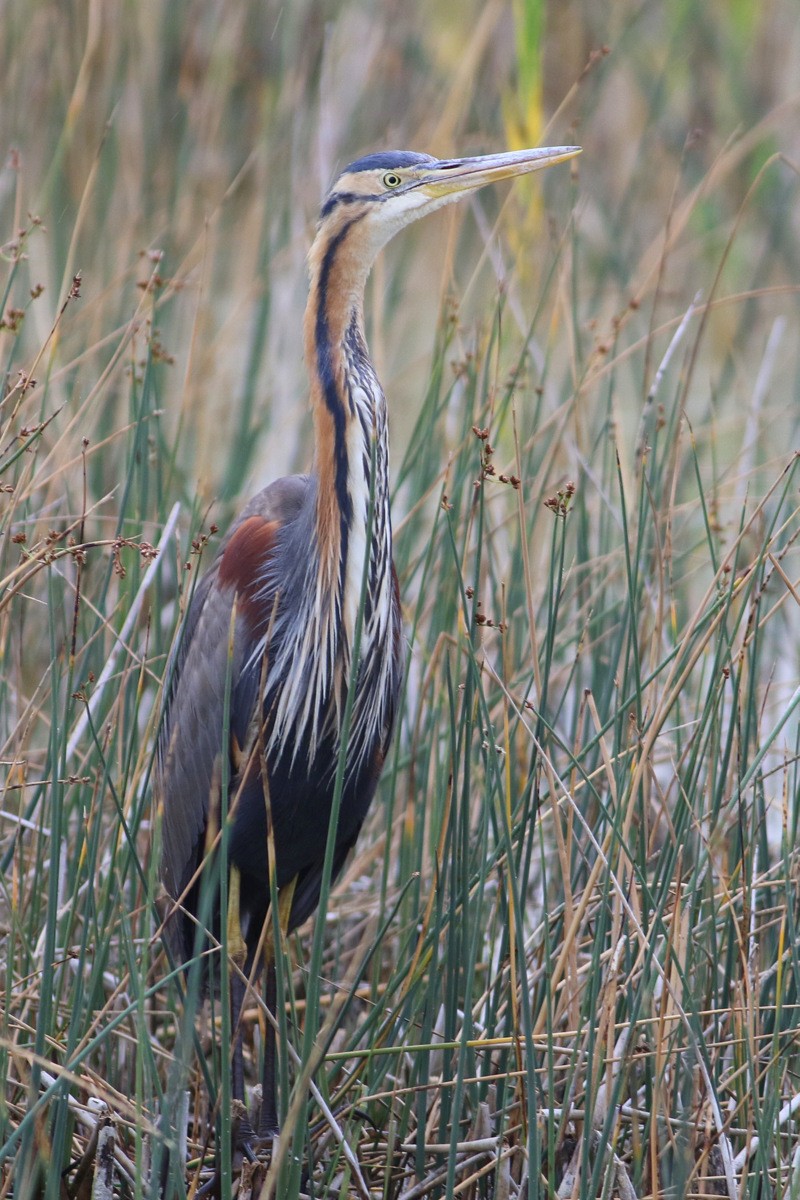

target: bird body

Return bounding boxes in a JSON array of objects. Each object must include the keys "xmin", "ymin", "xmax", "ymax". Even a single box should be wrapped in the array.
[
  {"xmin": 159, "ymin": 459, "xmax": 401, "ymax": 972},
  {"xmin": 155, "ymin": 142, "xmax": 580, "ymax": 1144}
]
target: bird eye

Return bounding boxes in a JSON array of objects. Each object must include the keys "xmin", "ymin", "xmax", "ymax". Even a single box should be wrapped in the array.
[{"xmin": 382, "ymin": 172, "xmax": 403, "ymax": 188}]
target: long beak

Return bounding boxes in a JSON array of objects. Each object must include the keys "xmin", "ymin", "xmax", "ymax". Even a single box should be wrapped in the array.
[{"xmin": 419, "ymin": 145, "xmax": 581, "ymax": 199}]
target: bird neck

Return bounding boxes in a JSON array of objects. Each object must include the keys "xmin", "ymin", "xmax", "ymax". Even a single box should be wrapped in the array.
[
  {"xmin": 264, "ymin": 220, "xmax": 395, "ymax": 771},
  {"xmin": 303, "ymin": 217, "xmax": 391, "ymax": 655}
]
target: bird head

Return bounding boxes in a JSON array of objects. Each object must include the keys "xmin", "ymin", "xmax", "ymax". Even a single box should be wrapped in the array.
[{"xmin": 315, "ymin": 145, "xmax": 581, "ymax": 263}]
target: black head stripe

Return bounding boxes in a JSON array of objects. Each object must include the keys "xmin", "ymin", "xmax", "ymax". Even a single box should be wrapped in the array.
[
  {"xmin": 320, "ymin": 153, "xmax": 438, "ymax": 220},
  {"xmin": 320, "ymin": 191, "xmax": 363, "ymax": 220},
  {"xmin": 342, "ymin": 151, "xmax": 436, "ymax": 175}
]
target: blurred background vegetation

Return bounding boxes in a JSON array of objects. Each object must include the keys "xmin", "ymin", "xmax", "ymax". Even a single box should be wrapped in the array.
[
  {"xmin": 1, "ymin": 0, "xmax": 799, "ymax": 1197},
  {"xmin": 2, "ymin": 0, "xmax": 798, "ymax": 502}
]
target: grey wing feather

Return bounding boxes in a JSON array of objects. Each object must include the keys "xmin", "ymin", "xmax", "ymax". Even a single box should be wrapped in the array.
[{"xmin": 155, "ymin": 474, "xmax": 309, "ymax": 912}]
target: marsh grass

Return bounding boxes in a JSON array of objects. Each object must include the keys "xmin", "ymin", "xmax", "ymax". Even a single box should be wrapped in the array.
[{"xmin": 1, "ymin": 2, "xmax": 800, "ymax": 1197}]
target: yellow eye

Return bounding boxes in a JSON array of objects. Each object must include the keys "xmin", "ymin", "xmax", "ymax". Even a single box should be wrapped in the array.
[{"xmin": 382, "ymin": 172, "xmax": 402, "ymax": 189}]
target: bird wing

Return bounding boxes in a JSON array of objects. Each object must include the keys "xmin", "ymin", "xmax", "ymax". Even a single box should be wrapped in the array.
[{"xmin": 156, "ymin": 475, "xmax": 309, "ymax": 915}]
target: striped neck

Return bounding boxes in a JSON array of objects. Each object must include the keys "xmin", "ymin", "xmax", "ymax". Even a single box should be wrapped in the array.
[
  {"xmin": 304, "ymin": 213, "xmax": 376, "ymax": 544},
  {"xmin": 303, "ymin": 213, "xmax": 389, "ymax": 639},
  {"xmin": 266, "ymin": 213, "xmax": 393, "ymax": 764}
]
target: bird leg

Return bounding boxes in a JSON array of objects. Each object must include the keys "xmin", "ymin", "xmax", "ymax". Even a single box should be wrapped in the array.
[
  {"xmin": 258, "ymin": 956, "xmax": 280, "ymax": 1139},
  {"xmin": 257, "ymin": 876, "xmax": 297, "ymax": 1139},
  {"xmin": 226, "ymin": 864, "xmax": 258, "ymax": 1146}
]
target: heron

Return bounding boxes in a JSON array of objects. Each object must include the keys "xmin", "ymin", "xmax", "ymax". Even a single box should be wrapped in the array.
[{"xmin": 155, "ymin": 142, "xmax": 580, "ymax": 1150}]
